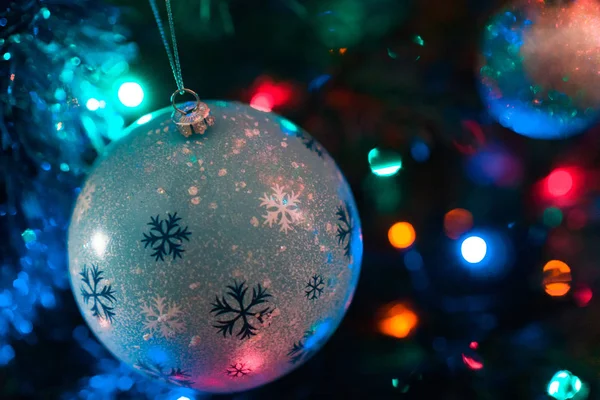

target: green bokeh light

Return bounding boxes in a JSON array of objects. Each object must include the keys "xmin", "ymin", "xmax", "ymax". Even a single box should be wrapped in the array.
[
  {"xmin": 543, "ymin": 207, "xmax": 563, "ymax": 228},
  {"xmin": 368, "ymin": 148, "xmax": 402, "ymax": 177},
  {"xmin": 21, "ymin": 229, "xmax": 37, "ymax": 244},
  {"xmin": 118, "ymin": 81, "xmax": 144, "ymax": 108},
  {"xmin": 547, "ymin": 370, "xmax": 585, "ymax": 400}
]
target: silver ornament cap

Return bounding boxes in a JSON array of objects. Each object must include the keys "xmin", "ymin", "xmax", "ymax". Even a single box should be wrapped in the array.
[{"xmin": 171, "ymin": 88, "xmax": 215, "ymax": 137}]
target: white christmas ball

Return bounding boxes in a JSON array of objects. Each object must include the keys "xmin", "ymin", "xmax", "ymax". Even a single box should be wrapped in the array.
[{"xmin": 68, "ymin": 101, "xmax": 363, "ymax": 393}]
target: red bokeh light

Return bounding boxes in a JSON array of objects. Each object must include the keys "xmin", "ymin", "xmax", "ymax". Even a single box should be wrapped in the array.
[
  {"xmin": 249, "ymin": 77, "xmax": 294, "ymax": 112},
  {"xmin": 574, "ymin": 286, "xmax": 593, "ymax": 307},
  {"xmin": 250, "ymin": 93, "xmax": 274, "ymax": 112},
  {"xmin": 462, "ymin": 354, "xmax": 483, "ymax": 370},
  {"xmin": 547, "ymin": 169, "xmax": 573, "ymax": 197},
  {"xmin": 469, "ymin": 341, "xmax": 479, "ymax": 350}
]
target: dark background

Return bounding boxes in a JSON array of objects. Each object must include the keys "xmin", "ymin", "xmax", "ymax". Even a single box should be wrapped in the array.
[{"xmin": 3, "ymin": 0, "xmax": 600, "ymax": 398}]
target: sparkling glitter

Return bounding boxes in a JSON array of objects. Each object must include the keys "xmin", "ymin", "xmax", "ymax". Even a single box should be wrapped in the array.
[
  {"xmin": 218, "ymin": 169, "xmax": 227, "ymax": 176},
  {"xmin": 188, "ymin": 186, "xmax": 198, "ymax": 195},
  {"xmin": 250, "ymin": 216, "xmax": 259, "ymax": 227},
  {"xmin": 157, "ymin": 188, "xmax": 165, "ymax": 194},
  {"xmin": 191, "ymin": 197, "xmax": 201, "ymax": 205},
  {"xmin": 209, "ymin": 202, "xmax": 218, "ymax": 209}
]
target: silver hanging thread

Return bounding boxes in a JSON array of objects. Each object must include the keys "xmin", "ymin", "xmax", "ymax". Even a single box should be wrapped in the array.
[{"xmin": 149, "ymin": 0, "xmax": 214, "ymax": 137}]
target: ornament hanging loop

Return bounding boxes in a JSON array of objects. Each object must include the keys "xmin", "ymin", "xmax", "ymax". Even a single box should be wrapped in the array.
[
  {"xmin": 171, "ymin": 88, "xmax": 200, "ymax": 115},
  {"xmin": 170, "ymin": 88, "xmax": 215, "ymax": 138}
]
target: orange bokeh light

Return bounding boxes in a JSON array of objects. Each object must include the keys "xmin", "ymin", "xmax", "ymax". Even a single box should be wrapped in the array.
[
  {"xmin": 444, "ymin": 208, "xmax": 474, "ymax": 239},
  {"xmin": 378, "ymin": 303, "xmax": 418, "ymax": 339},
  {"xmin": 388, "ymin": 222, "xmax": 416, "ymax": 249},
  {"xmin": 543, "ymin": 260, "xmax": 572, "ymax": 297}
]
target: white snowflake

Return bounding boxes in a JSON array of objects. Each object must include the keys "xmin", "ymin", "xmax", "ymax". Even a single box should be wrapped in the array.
[
  {"xmin": 259, "ymin": 185, "xmax": 303, "ymax": 233},
  {"xmin": 140, "ymin": 295, "xmax": 185, "ymax": 339},
  {"xmin": 75, "ymin": 183, "xmax": 95, "ymax": 222}
]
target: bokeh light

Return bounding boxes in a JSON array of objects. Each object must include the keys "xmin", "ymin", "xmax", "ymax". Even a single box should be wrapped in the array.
[
  {"xmin": 368, "ymin": 148, "xmax": 402, "ymax": 177},
  {"xmin": 117, "ymin": 81, "xmax": 144, "ymax": 108},
  {"xmin": 547, "ymin": 169, "xmax": 573, "ymax": 197},
  {"xmin": 444, "ymin": 208, "xmax": 474, "ymax": 239},
  {"xmin": 388, "ymin": 222, "xmax": 416, "ymax": 249},
  {"xmin": 462, "ymin": 354, "xmax": 483, "ymax": 370},
  {"xmin": 543, "ymin": 260, "xmax": 572, "ymax": 297},
  {"xmin": 547, "ymin": 370, "xmax": 584, "ymax": 400},
  {"xmin": 378, "ymin": 303, "xmax": 418, "ymax": 339},
  {"xmin": 250, "ymin": 93, "xmax": 274, "ymax": 112},
  {"xmin": 460, "ymin": 236, "xmax": 487, "ymax": 264},
  {"xmin": 543, "ymin": 207, "xmax": 563, "ymax": 228},
  {"xmin": 86, "ymin": 98, "xmax": 100, "ymax": 111},
  {"xmin": 574, "ymin": 286, "xmax": 593, "ymax": 307}
]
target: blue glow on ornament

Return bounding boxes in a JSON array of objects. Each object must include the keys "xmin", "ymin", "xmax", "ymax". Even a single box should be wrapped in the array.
[
  {"xmin": 461, "ymin": 236, "xmax": 487, "ymax": 264},
  {"xmin": 86, "ymin": 98, "xmax": 101, "ymax": 111},
  {"xmin": 280, "ymin": 118, "xmax": 298, "ymax": 133},
  {"xmin": 478, "ymin": 2, "xmax": 600, "ymax": 139},
  {"xmin": 118, "ymin": 81, "xmax": 144, "ymax": 107},
  {"xmin": 136, "ymin": 113, "xmax": 153, "ymax": 125},
  {"xmin": 3, "ymin": 52, "xmax": 11, "ymax": 61}
]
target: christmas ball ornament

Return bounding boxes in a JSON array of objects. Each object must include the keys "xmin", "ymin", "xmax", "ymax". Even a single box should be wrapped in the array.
[
  {"xmin": 478, "ymin": 0, "xmax": 600, "ymax": 139},
  {"xmin": 68, "ymin": 100, "xmax": 363, "ymax": 393}
]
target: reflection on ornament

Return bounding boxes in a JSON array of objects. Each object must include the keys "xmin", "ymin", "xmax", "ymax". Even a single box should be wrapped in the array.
[
  {"xmin": 68, "ymin": 101, "xmax": 362, "ymax": 393},
  {"xmin": 478, "ymin": 0, "xmax": 600, "ymax": 139}
]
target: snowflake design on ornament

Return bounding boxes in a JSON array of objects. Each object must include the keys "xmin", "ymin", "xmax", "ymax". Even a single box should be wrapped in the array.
[
  {"xmin": 141, "ymin": 213, "xmax": 191, "ymax": 261},
  {"xmin": 75, "ymin": 183, "xmax": 95, "ymax": 222},
  {"xmin": 79, "ymin": 264, "xmax": 116, "ymax": 323},
  {"xmin": 140, "ymin": 295, "xmax": 185, "ymax": 339},
  {"xmin": 259, "ymin": 185, "xmax": 303, "ymax": 233},
  {"xmin": 210, "ymin": 280, "xmax": 273, "ymax": 340},
  {"xmin": 305, "ymin": 275, "xmax": 324, "ymax": 300},
  {"xmin": 226, "ymin": 362, "xmax": 251, "ymax": 378},
  {"xmin": 287, "ymin": 329, "xmax": 317, "ymax": 364},
  {"xmin": 296, "ymin": 131, "xmax": 324, "ymax": 158},
  {"xmin": 134, "ymin": 359, "xmax": 194, "ymax": 387},
  {"xmin": 336, "ymin": 202, "xmax": 354, "ymax": 259}
]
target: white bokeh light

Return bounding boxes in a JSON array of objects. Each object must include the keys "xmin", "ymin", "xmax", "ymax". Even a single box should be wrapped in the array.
[{"xmin": 461, "ymin": 236, "xmax": 487, "ymax": 264}]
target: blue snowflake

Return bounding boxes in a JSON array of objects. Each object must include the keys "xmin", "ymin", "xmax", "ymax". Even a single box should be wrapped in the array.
[
  {"xmin": 287, "ymin": 329, "xmax": 317, "ymax": 364},
  {"xmin": 80, "ymin": 264, "xmax": 116, "ymax": 323},
  {"xmin": 296, "ymin": 131, "xmax": 324, "ymax": 158},
  {"xmin": 336, "ymin": 202, "xmax": 354, "ymax": 259},
  {"xmin": 141, "ymin": 213, "xmax": 191, "ymax": 261},
  {"xmin": 134, "ymin": 359, "xmax": 194, "ymax": 387}
]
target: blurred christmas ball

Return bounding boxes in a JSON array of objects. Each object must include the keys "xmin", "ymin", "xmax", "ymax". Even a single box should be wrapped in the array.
[
  {"xmin": 478, "ymin": 0, "xmax": 600, "ymax": 139},
  {"xmin": 68, "ymin": 101, "xmax": 362, "ymax": 393}
]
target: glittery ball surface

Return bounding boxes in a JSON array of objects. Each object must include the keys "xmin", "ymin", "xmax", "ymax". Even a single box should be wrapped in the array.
[
  {"xmin": 478, "ymin": 0, "xmax": 600, "ymax": 139},
  {"xmin": 68, "ymin": 101, "xmax": 363, "ymax": 393}
]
